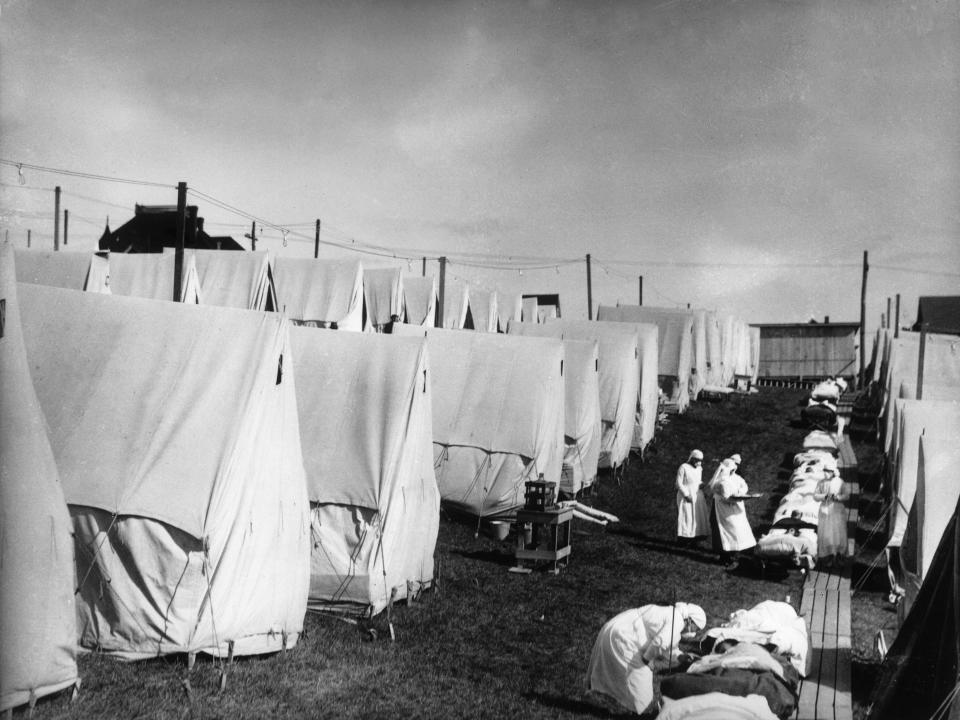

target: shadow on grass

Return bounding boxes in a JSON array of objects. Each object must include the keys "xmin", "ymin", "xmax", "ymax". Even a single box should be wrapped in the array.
[
  {"xmin": 607, "ymin": 527, "xmax": 721, "ymax": 565},
  {"xmin": 450, "ymin": 548, "xmax": 517, "ymax": 567},
  {"xmin": 529, "ymin": 691, "xmax": 649, "ymax": 719}
]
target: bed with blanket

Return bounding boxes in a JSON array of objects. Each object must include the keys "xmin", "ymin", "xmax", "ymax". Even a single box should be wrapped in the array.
[
  {"xmin": 755, "ymin": 459, "xmax": 833, "ymax": 567},
  {"xmin": 660, "ymin": 642, "xmax": 800, "ymax": 719}
]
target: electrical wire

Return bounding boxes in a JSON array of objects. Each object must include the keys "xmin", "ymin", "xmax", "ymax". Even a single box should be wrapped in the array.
[
  {"xmin": 5, "ymin": 157, "xmax": 959, "ymax": 279},
  {"xmin": 0, "ymin": 159, "xmax": 174, "ymax": 189}
]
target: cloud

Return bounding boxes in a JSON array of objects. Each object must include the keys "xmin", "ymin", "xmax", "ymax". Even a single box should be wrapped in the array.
[{"xmin": 392, "ymin": 26, "xmax": 544, "ymax": 167}]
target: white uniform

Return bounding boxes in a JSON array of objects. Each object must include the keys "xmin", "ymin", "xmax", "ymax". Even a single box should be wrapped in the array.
[
  {"xmin": 714, "ymin": 473, "xmax": 757, "ymax": 552},
  {"xmin": 586, "ymin": 605, "xmax": 688, "ymax": 715},
  {"xmin": 676, "ymin": 461, "xmax": 710, "ymax": 538},
  {"xmin": 815, "ymin": 476, "xmax": 849, "ymax": 557}
]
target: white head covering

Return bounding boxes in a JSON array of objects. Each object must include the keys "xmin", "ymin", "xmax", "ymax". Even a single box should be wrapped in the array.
[
  {"xmin": 729, "ymin": 454, "xmax": 742, "ymax": 465},
  {"xmin": 676, "ymin": 602, "xmax": 707, "ymax": 630},
  {"xmin": 688, "ymin": 449, "xmax": 704, "ymax": 462}
]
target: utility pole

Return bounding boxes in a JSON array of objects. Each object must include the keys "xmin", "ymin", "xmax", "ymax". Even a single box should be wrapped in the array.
[
  {"xmin": 917, "ymin": 327, "xmax": 927, "ymax": 400},
  {"xmin": 54, "ymin": 186, "xmax": 61, "ymax": 251},
  {"xmin": 438, "ymin": 256, "xmax": 447, "ymax": 328},
  {"xmin": 586, "ymin": 253, "xmax": 593, "ymax": 320},
  {"xmin": 64, "ymin": 209, "xmax": 69, "ymax": 246},
  {"xmin": 245, "ymin": 221, "xmax": 257, "ymax": 251},
  {"xmin": 422, "ymin": 257, "xmax": 426, "ymax": 277},
  {"xmin": 858, "ymin": 250, "xmax": 868, "ymax": 388},
  {"xmin": 314, "ymin": 219, "xmax": 321, "ymax": 259},
  {"xmin": 27, "ymin": 229, "xmax": 31, "ymax": 248},
  {"xmin": 895, "ymin": 294, "xmax": 901, "ymax": 338},
  {"xmin": 638, "ymin": 276, "xmax": 643, "ymax": 305},
  {"xmin": 886, "ymin": 297, "xmax": 891, "ymax": 330},
  {"xmin": 173, "ymin": 181, "xmax": 186, "ymax": 302}
]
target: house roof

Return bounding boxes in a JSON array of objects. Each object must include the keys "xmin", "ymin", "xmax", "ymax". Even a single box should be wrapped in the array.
[
  {"xmin": 914, "ymin": 296, "xmax": 960, "ymax": 334},
  {"xmin": 98, "ymin": 205, "xmax": 243, "ymax": 253}
]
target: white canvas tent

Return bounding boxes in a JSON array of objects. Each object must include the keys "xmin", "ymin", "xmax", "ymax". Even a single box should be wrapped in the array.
[
  {"xmin": 363, "ymin": 266, "xmax": 404, "ymax": 331},
  {"xmin": 468, "ymin": 289, "xmax": 499, "ymax": 332},
  {"xmin": 897, "ymin": 380, "xmax": 960, "ymax": 402},
  {"xmin": 705, "ymin": 311, "xmax": 724, "ymax": 386},
  {"xmin": 597, "ymin": 305, "xmax": 692, "ymax": 412},
  {"xmin": 14, "ymin": 249, "xmax": 93, "ymax": 291},
  {"xmin": 1, "ymin": 245, "xmax": 79, "ymax": 712},
  {"xmin": 511, "ymin": 319, "xmax": 640, "ymax": 470},
  {"xmin": 19, "ymin": 283, "xmax": 310, "ymax": 659},
  {"xmin": 189, "ymin": 249, "xmax": 275, "ymax": 310},
  {"xmin": 887, "ymin": 400, "xmax": 960, "ymax": 549},
  {"xmin": 509, "ymin": 322, "xmax": 601, "ymax": 494},
  {"xmin": 749, "ymin": 326, "xmax": 761, "ymax": 384},
  {"xmin": 880, "ymin": 332, "xmax": 960, "ymax": 454},
  {"xmin": 402, "ymin": 275, "xmax": 437, "ymax": 327},
  {"xmin": 108, "ymin": 251, "xmax": 202, "ymax": 303},
  {"xmin": 899, "ymin": 436, "xmax": 960, "ymax": 620},
  {"xmin": 290, "ymin": 328, "xmax": 438, "ymax": 615},
  {"xmin": 499, "ymin": 293, "xmax": 522, "ymax": 326},
  {"xmin": 441, "ymin": 282, "xmax": 470, "ymax": 329},
  {"xmin": 522, "ymin": 297, "xmax": 538, "ymax": 323},
  {"xmin": 393, "ymin": 325, "xmax": 564, "ymax": 517},
  {"xmin": 273, "ymin": 256, "xmax": 364, "ymax": 331}
]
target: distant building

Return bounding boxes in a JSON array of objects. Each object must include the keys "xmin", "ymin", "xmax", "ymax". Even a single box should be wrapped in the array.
[
  {"xmin": 751, "ymin": 319, "xmax": 859, "ymax": 380},
  {"xmin": 912, "ymin": 296, "xmax": 960, "ymax": 335},
  {"xmin": 98, "ymin": 205, "xmax": 243, "ymax": 253}
]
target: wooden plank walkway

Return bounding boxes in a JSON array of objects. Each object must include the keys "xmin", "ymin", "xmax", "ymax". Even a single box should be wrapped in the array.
[{"xmin": 794, "ymin": 432, "xmax": 859, "ymax": 720}]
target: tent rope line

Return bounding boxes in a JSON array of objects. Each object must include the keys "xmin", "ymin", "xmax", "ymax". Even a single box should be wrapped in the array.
[
  {"xmin": 73, "ymin": 511, "xmax": 121, "ymax": 597},
  {"xmin": 929, "ymin": 681, "xmax": 960, "ymax": 720},
  {"xmin": 196, "ymin": 546, "xmax": 224, "ymax": 671},
  {"xmin": 73, "ymin": 531, "xmax": 183, "ymax": 677},
  {"xmin": 310, "ymin": 523, "xmax": 351, "ymax": 602},
  {"xmin": 859, "ymin": 501, "xmax": 891, "ymax": 549},
  {"xmin": 851, "ymin": 548, "xmax": 888, "ymax": 596}
]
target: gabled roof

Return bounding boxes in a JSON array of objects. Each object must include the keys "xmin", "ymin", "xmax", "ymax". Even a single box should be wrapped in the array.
[
  {"xmin": 98, "ymin": 205, "xmax": 243, "ymax": 253},
  {"xmin": 914, "ymin": 296, "xmax": 960, "ymax": 335}
]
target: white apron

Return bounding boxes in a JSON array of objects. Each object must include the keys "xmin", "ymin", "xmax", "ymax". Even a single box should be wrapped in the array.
[
  {"xmin": 676, "ymin": 462, "xmax": 710, "ymax": 538},
  {"xmin": 715, "ymin": 475, "xmax": 756, "ymax": 551},
  {"xmin": 586, "ymin": 605, "xmax": 684, "ymax": 715}
]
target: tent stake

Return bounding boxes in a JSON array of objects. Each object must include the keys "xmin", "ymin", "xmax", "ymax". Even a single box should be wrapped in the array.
[
  {"xmin": 387, "ymin": 587, "xmax": 398, "ymax": 642},
  {"xmin": 219, "ymin": 640, "xmax": 235, "ymax": 692},
  {"xmin": 182, "ymin": 651, "xmax": 196, "ymax": 701}
]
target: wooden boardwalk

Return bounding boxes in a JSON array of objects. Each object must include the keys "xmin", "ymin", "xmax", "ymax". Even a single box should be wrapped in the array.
[{"xmin": 795, "ymin": 433, "xmax": 859, "ymax": 720}]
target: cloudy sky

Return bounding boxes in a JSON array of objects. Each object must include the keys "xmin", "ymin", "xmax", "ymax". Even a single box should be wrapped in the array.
[{"xmin": 2, "ymin": 0, "xmax": 958, "ymax": 327}]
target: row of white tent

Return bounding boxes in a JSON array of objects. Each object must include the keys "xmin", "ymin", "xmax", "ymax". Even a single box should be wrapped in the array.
[
  {"xmin": 867, "ymin": 326, "xmax": 960, "ymax": 629},
  {"xmin": 14, "ymin": 249, "xmax": 759, "ymax": 390},
  {"xmin": 2, "ymin": 245, "xmax": 763, "ymax": 711}
]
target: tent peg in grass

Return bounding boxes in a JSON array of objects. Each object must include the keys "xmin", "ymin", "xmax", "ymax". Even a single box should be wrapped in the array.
[
  {"xmin": 181, "ymin": 652, "xmax": 196, "ymax": 702},
  {"xmin": 219, "ymin": 640, "xmax": 235, "ymax": 692},
  {"xmin": 387, "ymin": 587, "xmax": 398, "ymax": 642}
]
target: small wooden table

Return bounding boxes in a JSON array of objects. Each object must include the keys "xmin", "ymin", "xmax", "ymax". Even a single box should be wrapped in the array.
[{"xmin": 509, "ymin": 507, "xmax": 573, "ymax": 574}]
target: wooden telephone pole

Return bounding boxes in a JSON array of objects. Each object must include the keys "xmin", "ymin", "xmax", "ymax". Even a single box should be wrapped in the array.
[{"xmin": 173, "ymin": 182, "xmax": 187, "ymax": 302}]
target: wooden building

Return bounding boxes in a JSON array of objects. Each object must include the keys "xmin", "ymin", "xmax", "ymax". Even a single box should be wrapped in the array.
[
  {"xmin": 752, "ymin": 320, "xmax": 859, "ymax": 380},
  {"xmin": 98, "ymin": 205, "xmax": 243, "ymax": 253},
  {"xmin": 912, "ymin": 296, "xmax": 960, "ymax": 335}
]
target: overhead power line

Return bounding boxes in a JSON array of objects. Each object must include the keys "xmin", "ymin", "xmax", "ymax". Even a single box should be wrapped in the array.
[
  {"xmin": 0, "ymin": 159, "xmax": 173, "ymax": 189},
  {"xmin": 4, "ymin": 157, "xmax": 959, "ymax": 280}
]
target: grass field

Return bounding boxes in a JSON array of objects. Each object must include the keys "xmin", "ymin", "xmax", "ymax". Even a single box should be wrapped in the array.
[{"xmin": 23, "ymin": 387, "xmax": 890, "ymax": 720}]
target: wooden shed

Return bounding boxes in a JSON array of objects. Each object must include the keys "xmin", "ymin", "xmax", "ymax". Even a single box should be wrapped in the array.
[{"xmin": 752, "ymin": 321, "xmax": 859, "ymax": 380}]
